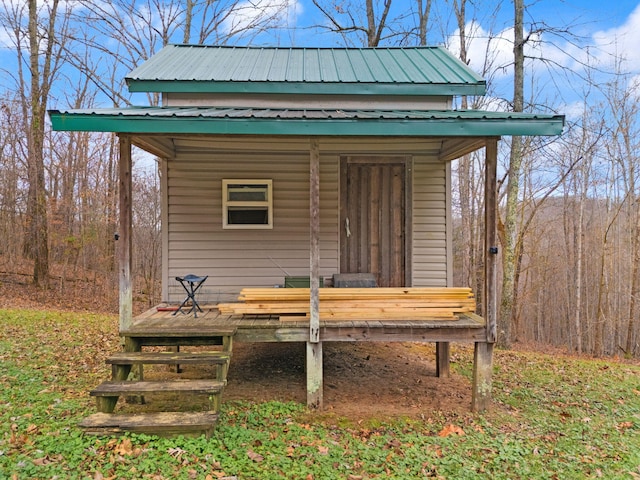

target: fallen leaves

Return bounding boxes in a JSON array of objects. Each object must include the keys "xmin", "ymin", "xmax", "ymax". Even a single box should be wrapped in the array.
[
  {"xmin": 438, "ymin": 424, "xmax": 465, "ymax": 437},
  {"xmin": 247, "ymin": 449, "xmax": 264, "ymax": 463},
  {"xmin": 617, "ymin": 421, "xmax": 634, "ymax": 432},
  {"xmin": 112, "ymin": 438, "xmax": 134, "ymax": 456}
]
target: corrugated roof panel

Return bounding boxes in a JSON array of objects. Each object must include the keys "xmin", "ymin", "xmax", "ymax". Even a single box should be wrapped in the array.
[
  {"xmin": 317, "ymin": 50, "xmax": 340, "ymax": 82},
  {"xmin": 328, "ymin": 49, "xmax": 357, "ymax": 83},
  {"xmin": 241, "ymin": 48, "xmax": 268, "ymax": 81},
  {"xmin": 126, "ymin": 45, "xmax": 487, "ymax": 95},
  {"xmin": 127, "ymin": 45, "xmax": 482, "ymax": 83},
  {"xmin": 231, "ymin": 48, "xmax": 256, "ymax": 81},
  {"xmin": 267, "ymin": 49, "xmax": 290, "ymax": 82},
  {"xmin": 49, "ymin": 105, "xmax": 565, "ymax": 136},
  {"xmin": 398, "ymin": 49, "xmax": 444, "ymax": 83},
  {"xmin": 427, "ymin": 48, "xmax": 477, "ymax": 83},
  {"xmin": 304, "ymin": 49, "xmax": 322, "ymax": 82},
  {"xmin": 369, "ymin": 49, "xmax": 404, "ymax": 83},
  {"xmin": 51, "ymin": 105, "xmax": 564, "ymax": 122},
  {"xmin": 285, "ymin": 49, "xmax": 305, "ymax": 82},
  {"xmin": 349, "ymin": 50, "xmax": 377, "ymax": 83}
]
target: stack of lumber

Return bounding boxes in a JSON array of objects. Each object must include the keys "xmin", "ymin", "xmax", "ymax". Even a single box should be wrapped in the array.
[{"xmin": 217, "ymin": 287, "xmax": 476, "ymax": 321}]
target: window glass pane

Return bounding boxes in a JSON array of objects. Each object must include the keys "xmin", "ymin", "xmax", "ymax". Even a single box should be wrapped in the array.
[
  {"xmin": 227, "ymin": 207, "xmax": 269, "ymax": 225},
  {"xmin": 227, "ymin": 184, "xmax": 268, "ymax": 202}
]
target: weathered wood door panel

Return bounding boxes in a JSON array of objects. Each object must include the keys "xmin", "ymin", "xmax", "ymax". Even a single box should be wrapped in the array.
[{"xmin": 340, "ymin": 157, "xmax": 410, "ymax": 287}]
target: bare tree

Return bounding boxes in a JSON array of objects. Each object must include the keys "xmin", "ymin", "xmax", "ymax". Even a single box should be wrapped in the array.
[
  {"xmin": 599, "ymin": 71, "xmax": 640, "ymax": 357},
  {"xmin": 417, "ymin": 0, "xmax": 432, "ymax": 45},
  {"xmin": 0, "ymin": 0, "xmax": 71, "ymax": 285},
  {"xmin": 311, "ymin": 0, "xmax": 397, "ymax": 46},
  {"xmin": 496, "ymin": 0, "xmax": 525, "ymax": 347},
  {"xmin": 0, "ymin": 95, "xmax": 25, "ymax": 262}
]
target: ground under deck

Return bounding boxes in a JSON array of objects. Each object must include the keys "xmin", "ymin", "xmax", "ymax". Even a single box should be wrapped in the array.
[{"xmin": 124, "ymin": 306, "xmax": 486, "ymax": 344}]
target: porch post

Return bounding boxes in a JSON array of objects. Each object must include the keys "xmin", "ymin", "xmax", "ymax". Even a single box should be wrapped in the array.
[
  {"xmin": 307, "ymin": 137, "xmax": 323, "ymax": 408},
  {"xmin": 118, "ymin": 135, "xmax": 133, "ymax": 333},
  {"xmin": 484, "ymin": 138, "xmax": 499, "ymax": 344},
  {"xmin": 472, "ymin": 138, "xmax": 498, "ymax": 411}
]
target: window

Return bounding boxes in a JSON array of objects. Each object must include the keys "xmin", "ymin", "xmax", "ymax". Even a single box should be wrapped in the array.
[{"xmin": 222, "ymin": 179, "xmax": 273, "ymax": 229}]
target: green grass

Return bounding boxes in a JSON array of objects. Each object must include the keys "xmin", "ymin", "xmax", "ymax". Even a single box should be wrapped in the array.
[{"xmin": 1, "ymin": 308, "xmax": 639, "ymax": 479}]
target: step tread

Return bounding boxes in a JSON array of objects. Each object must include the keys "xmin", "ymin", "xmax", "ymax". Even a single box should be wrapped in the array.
[
  {"xmin": 79, "ymin": 411, "xmax": 218, "ymax": 435},
  {"xmin": 90, "ymin": 379, "xmax": 225, "ymax": 396},
  {"xmin": 107, "ymin": 351, "xmax": 230, "ymax": 365}
]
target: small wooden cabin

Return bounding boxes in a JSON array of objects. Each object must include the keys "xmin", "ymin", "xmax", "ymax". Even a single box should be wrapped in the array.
[{"xmin": 50, "ymin": 45, "xmax": 563, "ymax": 432}]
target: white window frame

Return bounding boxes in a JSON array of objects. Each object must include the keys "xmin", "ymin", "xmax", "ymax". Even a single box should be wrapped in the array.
[{"xmin": 222, "ymin": 179, "xmax": 273, "ymax": 229}]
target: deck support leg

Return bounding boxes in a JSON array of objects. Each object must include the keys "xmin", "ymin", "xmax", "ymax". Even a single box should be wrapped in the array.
[
  {"xmin": 435, "ymin": 342, "xmax": 450, "ymax": 377},
  {"xmin": 471, "ymin": 342, "xmax": 493, "ymax": 412},
  {"xmin": 306, "ymin": 341, "xmax": 323, "ymax": 409}
]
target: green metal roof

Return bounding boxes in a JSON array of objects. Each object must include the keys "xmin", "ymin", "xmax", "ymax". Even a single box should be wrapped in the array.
[
  {"xmin": 49, "ymin": 106, "xmax": 564, "ymax": 137},
  {"xmin": 126, "ymin": 45, "xmax": 487, "ymax": 96}
]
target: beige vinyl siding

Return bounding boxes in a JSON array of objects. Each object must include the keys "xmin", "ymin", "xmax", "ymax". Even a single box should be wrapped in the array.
[
  {"xmin": 411, "ymin": 154, "xmax": 449, "ymax": 287},
  {"xmin": 166, "ymin": 146, "xmax": 339, "ymax": 303},
  {"xmin": 163, "ymin": 136, "xmax": 449, "ymax": 302},
  {"xmin": 164, "ymin": 92, "xmax": 451, "ymax": 110}
]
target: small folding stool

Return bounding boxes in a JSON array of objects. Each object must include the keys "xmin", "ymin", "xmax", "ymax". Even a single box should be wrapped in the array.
[{"xmin": 173, "ymin": 274, "xmax": 208, "ymax": 317}]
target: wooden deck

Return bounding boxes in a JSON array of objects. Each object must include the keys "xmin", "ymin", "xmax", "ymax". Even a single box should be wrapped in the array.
[
  {"xmin": 125, "ymin": 305, "xmax": 487, "ymax": 344},
  {"xmin": 117, "ymin": 302, "xmax": 492, "ymax": 414},
  {"xmin": 78, "ymin": 303, "xmax": 491, "ymax": 434}
]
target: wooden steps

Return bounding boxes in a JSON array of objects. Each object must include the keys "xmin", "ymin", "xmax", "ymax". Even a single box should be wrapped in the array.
[
  {"xmin": 80, "ymin": 332, "xmax": 234, "ymax": 437},
  {"xmin": 91, "ymin": 379, "xmax": 225, "ymax": 396},
  {"xmin": 107, "ymin": 351, "xmax": 231, "ymax": 382},
  {"xmin": 107, "ymin": 351, "xmax": 231, "ymax": 366},
  {"xmin": 218, "ymin": 287, "xmax": 476, "ymax": 320},
  {"xmin": 79, "ymin": 412, "xmax": 219, "ymax": 437}
]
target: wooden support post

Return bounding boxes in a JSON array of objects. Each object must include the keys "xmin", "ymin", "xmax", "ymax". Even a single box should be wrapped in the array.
[
  {"xmin": 435, "ymin": 342, "xmax": 450, "ymax": 377},
  {"xmin": 485, "ymin": 139, "xmax": 498, "ymax": 343},
  {"xmin": 472, "ymin": 342, "xmax": 494, "ymax": 412},
  {"xmin": 309, "ymin": 137, "xmax": 320, "ymax": 344},
  {"xmin": 471, "ymin": 138, "xmax": 499, "ymax": 412},
  {"xmin": 118, "ymin": 135, "xmax": 133, "ymax": 333},
  {"xmin": 306, "ymin": 341, "xmax": 323, "ymax": 408},
  {"xmin": 308, "ymin": 138, "xmax": 323, "ymax": 408}
]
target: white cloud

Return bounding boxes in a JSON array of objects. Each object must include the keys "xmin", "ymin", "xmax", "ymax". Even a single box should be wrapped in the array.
[
  {"xmin": 559, "ymin": 100, "xmax": 588, "ymax": 122},
  {"xmin": 592, "ymin": 3, "xmax": 640, "ymax": 71}
]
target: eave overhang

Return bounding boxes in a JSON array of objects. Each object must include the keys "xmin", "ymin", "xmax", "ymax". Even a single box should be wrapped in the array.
[{"xmin": 48, "ymin": 106, "xmax": 565, "ymax": 137}]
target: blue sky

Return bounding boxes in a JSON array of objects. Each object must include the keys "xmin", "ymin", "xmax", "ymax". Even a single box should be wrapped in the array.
[{"xmin": 2, "ymin": 0, "xmax": 640, "ymax": 114}]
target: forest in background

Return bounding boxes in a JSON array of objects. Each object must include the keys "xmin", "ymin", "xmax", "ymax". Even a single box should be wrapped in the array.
[{"xmin": 1, "ymin": 0, "xmax": 639, "ymax": 357}]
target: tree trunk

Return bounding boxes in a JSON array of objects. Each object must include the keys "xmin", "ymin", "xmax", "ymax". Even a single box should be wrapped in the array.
[
  {"xmin": 417, "ymin": 0, "xmax": 432, "ymax": 45},
  {"xmin": 499, "ymin": 0, "xmax": 525, "ymax": 348},
  {"xmin": 24, "ymin": 0, "xmax": 55, "ymax": 286}
]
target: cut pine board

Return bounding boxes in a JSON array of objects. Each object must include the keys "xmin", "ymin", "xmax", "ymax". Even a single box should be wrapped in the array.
[
  {"xmin": 238, "ymin": 287, "xmax": 474, "ymax": 301},
  {"xmin": 218, "ymin": 287, "xmax": 476, "ymax": 322}
]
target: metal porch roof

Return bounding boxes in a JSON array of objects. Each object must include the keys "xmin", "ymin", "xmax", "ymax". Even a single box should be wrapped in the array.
[
  {"xmin": 49, "ymin": 106, "xmax": 565, "ymax": 137},
  {"xmin": 126, "ymin": 45, "xmax": 487, "ymax": 96}
]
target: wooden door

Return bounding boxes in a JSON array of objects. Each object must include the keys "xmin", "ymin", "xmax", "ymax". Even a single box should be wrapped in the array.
[{"xmin": 340, "ymin": 156, "xmax": 410, "ymax": 287}]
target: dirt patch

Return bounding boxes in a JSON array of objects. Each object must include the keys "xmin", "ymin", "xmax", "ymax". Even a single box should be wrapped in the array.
[{"xmin": 222, "ymin": 341, "xmax": 474, "ymax": 420}]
